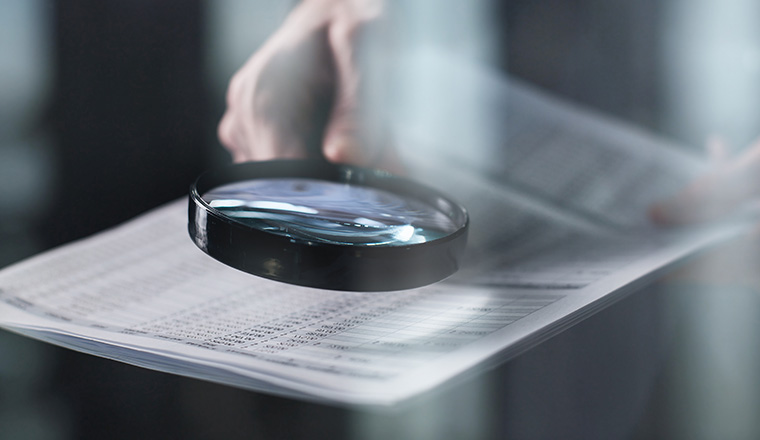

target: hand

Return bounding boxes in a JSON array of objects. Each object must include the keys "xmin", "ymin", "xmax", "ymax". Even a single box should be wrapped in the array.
[
  {"xmin": 218, "ymin": 0, "xmax": 399, "ymax": 171},
  {"xmin": 650, "ymin": 136, "xmax": 760, "ymax": 225},
  {"xmin": 650, "ymin": 137, "xmax": 760, "ymax": 289}
]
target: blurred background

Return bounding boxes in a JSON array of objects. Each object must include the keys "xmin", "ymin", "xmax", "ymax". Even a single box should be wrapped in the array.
[{"xmin": 2, "ymin": 0, "xmax": 760, "ymax": 438}]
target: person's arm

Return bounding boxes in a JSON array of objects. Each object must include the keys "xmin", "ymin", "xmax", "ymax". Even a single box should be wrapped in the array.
[{"xmin": 218, "ymin": 0, "xmax": 399, "ymax": 170}]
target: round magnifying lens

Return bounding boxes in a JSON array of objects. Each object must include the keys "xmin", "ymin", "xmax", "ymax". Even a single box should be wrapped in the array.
[{"xmin": 188, "ymin": 160, "xmax": 468, "ymax": 291}]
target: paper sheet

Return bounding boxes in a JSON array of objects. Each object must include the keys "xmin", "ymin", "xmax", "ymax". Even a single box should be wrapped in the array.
[
  {"xmin": 0, "ymin": 49, "xmax": 747, "ymax": 406},
  {"xmin": 0, "ymin": 200, "xmax": 736, "ymax": 406}
]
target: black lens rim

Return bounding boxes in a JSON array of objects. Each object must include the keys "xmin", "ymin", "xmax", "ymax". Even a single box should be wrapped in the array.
[{"xmin": 188, "ymin": 160, "xmax": 468, "ymax": 292}]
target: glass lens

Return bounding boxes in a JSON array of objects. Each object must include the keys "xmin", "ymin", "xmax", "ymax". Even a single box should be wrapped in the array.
[{"xmin": 203, "ymin": 178, "xmax": 459, "ymax": 246}]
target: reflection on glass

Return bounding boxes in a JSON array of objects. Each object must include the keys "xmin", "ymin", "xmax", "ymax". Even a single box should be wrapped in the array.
[{"xmin": 203, "ymin": 178, "xmax": 458, "ymax": 246}]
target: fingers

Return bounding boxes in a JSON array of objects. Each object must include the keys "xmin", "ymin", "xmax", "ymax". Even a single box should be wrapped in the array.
[
  {"xmin": 217, "ymin": 0, "xmax": 398, "ymax": 171},
  {"xmin": 217, "ymin": 111, "xmax": 245, "ymax": 162},
  {"xmin": 650, "ymin": 136, "xmax": 760, "ymax": 225},
  {"xmin": 218, "ymin": 23, "xmax": 337, "ymax": 162},
  {"xmin": 219, "ymin": 85, "xmax": 305, "ymax": 163},
  {"xmin": 649, "ymin": 171, "xmax": 734, "ymax": 225},
  {"xmin": 322, "ymin": 106, "xmax": 404, "ymax": 173},
  {"xmin": 318, "ymin": 0, "xmax": 403, "ymax": 173}
]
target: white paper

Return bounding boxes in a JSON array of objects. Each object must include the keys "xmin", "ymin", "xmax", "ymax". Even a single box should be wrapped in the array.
[{"xmin": 0, "ymin": 49, "xmax": 748, "ymax": 406}]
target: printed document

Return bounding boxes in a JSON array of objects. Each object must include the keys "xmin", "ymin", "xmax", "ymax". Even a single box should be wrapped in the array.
[{"xmin": 0, "ymin": 50, "xmax": 746, "ymax": 406}]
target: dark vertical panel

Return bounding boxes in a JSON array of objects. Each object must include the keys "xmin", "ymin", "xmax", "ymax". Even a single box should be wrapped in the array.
[
  {"xmin": 45, "ymin": 2, "xmax": 208, "ymax": 438},
  {"xmin": 45, "ymin": 0, "xmax": 210, "ymax": 246},
  {"xmin": 498, "ymin": 0, "xmax": 663, "ymax": 132}
]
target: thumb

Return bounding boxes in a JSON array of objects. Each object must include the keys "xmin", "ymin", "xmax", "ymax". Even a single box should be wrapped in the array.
[
  {"xmin": 322, "ymin": 107, "xmax": 404, "ymax": 174},
  {"xmin": 322, "ymin": 106, "xmax": 362, "ymax": 164}
]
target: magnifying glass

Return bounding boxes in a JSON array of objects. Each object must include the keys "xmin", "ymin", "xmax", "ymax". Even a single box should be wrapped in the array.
[{"xmin": 188, "ymin": 160, "xmax": 468, "ymax": 292}]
